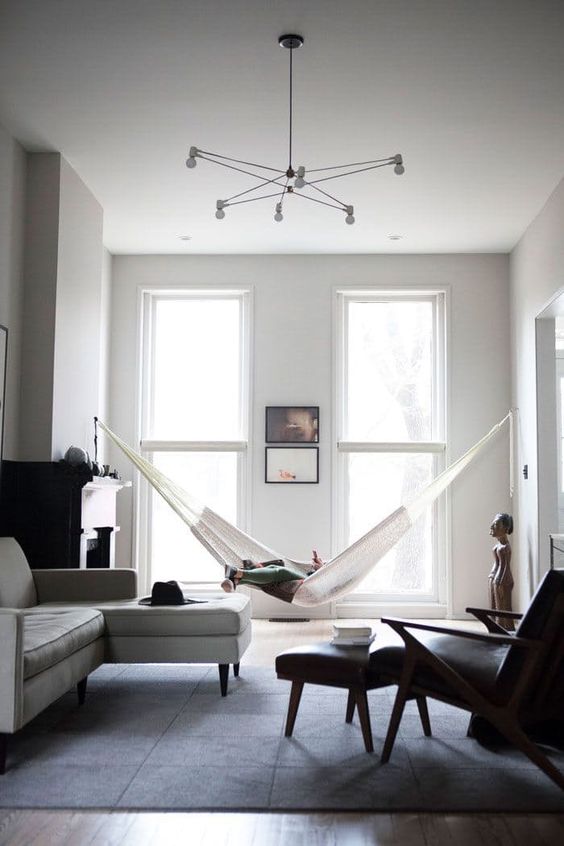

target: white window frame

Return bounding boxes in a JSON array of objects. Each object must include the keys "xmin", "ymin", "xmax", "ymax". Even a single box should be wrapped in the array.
[
  {"xmin": 136, "ymin": 286, "xmax": 253, "ymax": 594},
  {"xmin": 333, "ymin": 287, "xmax": 448, "ymax": 617}
]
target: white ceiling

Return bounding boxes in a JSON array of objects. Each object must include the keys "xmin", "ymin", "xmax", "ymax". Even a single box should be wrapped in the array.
[{"xmin": 1, "ymin": 0, "xmax": 564, "ymax": 255}]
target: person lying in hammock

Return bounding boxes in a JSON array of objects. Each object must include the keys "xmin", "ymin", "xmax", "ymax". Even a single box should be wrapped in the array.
[{"xmin": 221, "ymin": 550, "xmax": 324, "ymax": 593}]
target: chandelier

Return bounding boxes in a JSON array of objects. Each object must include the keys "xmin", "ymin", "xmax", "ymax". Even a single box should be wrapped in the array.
[{"xmin": 186, "ymin": 34, "xmax": 405, "ymax": 225}]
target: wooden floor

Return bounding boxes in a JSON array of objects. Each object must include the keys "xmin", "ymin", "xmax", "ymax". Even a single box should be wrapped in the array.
[{"xmin": 1, "ymin": 618, "xmax": 563, "ymax": 846}]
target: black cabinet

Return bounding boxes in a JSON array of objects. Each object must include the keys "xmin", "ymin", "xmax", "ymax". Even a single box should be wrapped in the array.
[{"xmin": 0, "ymin": 460, "xmax": 125, "ymax": 569}]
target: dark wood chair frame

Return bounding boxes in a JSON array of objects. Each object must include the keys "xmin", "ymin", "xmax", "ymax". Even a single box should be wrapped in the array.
[
  {"xmin": 379, "ymin": 597, "xmax": 564, "ymax": 792},
  {"xmin": 279, "ymin": 673, "xmax": 431, "ymax": 754}
]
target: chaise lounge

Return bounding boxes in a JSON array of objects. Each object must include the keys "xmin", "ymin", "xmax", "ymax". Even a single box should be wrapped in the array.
[{"xmin": 0, "ymin": 537, "xmax": 252, "ymax": 773}]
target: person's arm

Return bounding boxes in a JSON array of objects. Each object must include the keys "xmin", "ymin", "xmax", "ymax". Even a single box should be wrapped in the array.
[{"xmin": 310, "ymin": 549, "xmax": 324, "ymax": 571}]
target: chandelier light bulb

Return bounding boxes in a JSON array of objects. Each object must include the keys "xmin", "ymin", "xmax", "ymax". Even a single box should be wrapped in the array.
[
  {"xmin": 215, "ymin": 209, "xmax": 225, "ymax": 219},
  {"xmin": 394, "ymin": 163, "xmax": 405, "ymax": 175},
  {"xmin": 186, "ymin": 157, "xmax": 197, "ymax": 169},
  {"xmin": 274, "ymin": 202, "xmax": 283, "ymax": 222},
  {"xmin": 295, "ymin": 166, "xmax": 306, "ymax": 188},
  {"xmin": 345, "ymin": 214, "xmax": 355, "ymax": 225}
]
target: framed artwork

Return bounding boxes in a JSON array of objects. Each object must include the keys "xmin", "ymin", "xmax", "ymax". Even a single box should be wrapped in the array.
[
  {"xmin": 0, "ymin": 325, "xmax": 7, "ymax": 462},
  {"xmin": 265, "ymin": 447, "xmax": 319, "ymax": 484},
  {"xmin": 265, "ymin": 406, "xmax": 319, "ymax": 443}
]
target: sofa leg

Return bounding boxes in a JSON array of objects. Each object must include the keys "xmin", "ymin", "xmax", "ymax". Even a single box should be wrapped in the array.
[
  {"xmin": 219, "ymin": 664, "xmax": 229, "ymax": 696},
  {"xmin": 77, "ymin": 676, "xmax": 88, "ymax": 705},
  {"xmin": 233, "ymin": 662, "xmax": 240, "ymax": 677},
  {"xmin": 0, "ymin": 733, "xmax": 7, "ymax": 775}
]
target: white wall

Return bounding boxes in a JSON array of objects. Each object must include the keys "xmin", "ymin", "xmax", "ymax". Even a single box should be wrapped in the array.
[
  {"xmin": 510, "ymin": 175, "xmax": 564, "ymax": 607},
  {"xmin": 51, "ymin": 157, "xmax": 104, "ymax": 458},
  {"xmin": 19, "ymin": 153, "xmax": 105, "ymax": 460},
  {"xmin": 0, "ymin": 123, "xmax": 25, "ymax": 459},
  {"xmin": 110, "ymin": 253, "xmax": 510, "ymax": 617}
]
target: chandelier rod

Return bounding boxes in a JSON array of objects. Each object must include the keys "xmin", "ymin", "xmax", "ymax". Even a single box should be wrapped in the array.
[
  {"xmin": 291, "ymin": 191, "xmax": 346, "ymax": 212},
  {"xmin": 196, "ymin": 149, "xmax": 285, "ymax": 174},
  {"xmin": 197, "ymin": 154, "xmax": 288, "ymax": 185},
  {"xmin": 306, "ymin": 180, "xmax": 350, "ymax": 208},
  {"xmin": 306, "ymin": 160, "xmax": 395, "ymax": 186},
  {"xmin": 225, "ymin": 176, "xmax": 288, "ymax": 204},
  {"xmin": 288, "ymin": 42, "xmax": 294, "ymax": 170},
  {"xmin": 307, "ymin": 156, "xmax": 397, "ymax": 172},
  {"xmin": 224, "ymin": 189, "xmax": 293, "ymax": 208}
]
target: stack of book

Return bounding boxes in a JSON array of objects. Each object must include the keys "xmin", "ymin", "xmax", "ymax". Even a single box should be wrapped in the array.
[{"xmin": 330, "ymin": 624, "xmax": 375, "ymax": 647}]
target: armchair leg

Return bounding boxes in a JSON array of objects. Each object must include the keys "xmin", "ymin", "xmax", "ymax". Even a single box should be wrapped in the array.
[
  {"xmin": 0, "ymin": 733, "xmax": 7, "ymax": 775},
  {"xmin": 345, "ymin": 689, "xmax": 356, "ymax": 723},
  {"xmin": 285, "ymin": 680, "xmax": 304, "ymax": 737},
  {"xmin": 487, "ymin": 710, "xmax": 564, "ymax": 792},
  {"xmin": 233, "ymin": 662, "xmax": 240, "ymax": 677},
  {"xmin": 416, "ymin": 696, "xmax": 432, "ymax": 736},
  {"xmin": 77, "ymin": 676, "xmax": 88, "ymax": 705},
  {"xmin": 354, "ymin": 689, "xmax": 374, "ymax": 753},
  {"xmin": 381, "ymin": 657, "xmax": 416, "ymax": 764}
]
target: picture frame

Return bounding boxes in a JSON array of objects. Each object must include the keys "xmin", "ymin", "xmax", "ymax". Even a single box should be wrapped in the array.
[
  {"xmin": 265, "ymin": 405, "xmax": 319, "ymax": 443},
  {"xmin": 265, "ymin": 447, "xmax": 319, "ymax": 484}
]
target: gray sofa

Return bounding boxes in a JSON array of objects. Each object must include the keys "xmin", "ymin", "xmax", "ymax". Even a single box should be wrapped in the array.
[{"xmin": 0, "ymin": 537, "xmax": 252, "ymax": 773}]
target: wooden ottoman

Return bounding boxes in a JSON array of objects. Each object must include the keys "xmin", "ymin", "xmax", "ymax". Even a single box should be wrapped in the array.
[{"xmin": 275, "ymin": 637, "xmax": 431, "ymax": 752}]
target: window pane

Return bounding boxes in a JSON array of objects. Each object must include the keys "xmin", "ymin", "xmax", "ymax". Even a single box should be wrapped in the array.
[
  {"xmin": 347, "ymin": 452, "xmax": 434, "ymax": 594},
  {"xmin": 151, "ymin": 298, "xmax": 242, "ymax": 440},
  {"xmin": 346, "ymin": 300, "xmax": 434, "ymax": 441},
  {"xmin": 149, "ymin": 451, "xmax": 238, "ymax": 584}
]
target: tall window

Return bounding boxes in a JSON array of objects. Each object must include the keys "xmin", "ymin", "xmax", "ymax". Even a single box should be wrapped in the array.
[
  {"xmin": 336, "ymin": 290, "xmax": 446, "ymax": 605},
  {"xmin": 139, "ymin": 289, "xmax": 250, "ymax": 588}
]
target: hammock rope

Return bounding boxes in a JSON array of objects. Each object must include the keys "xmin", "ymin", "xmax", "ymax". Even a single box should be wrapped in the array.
[{"xmin": 98, "ymin": 412, "xmax": 512, "ymax": 607}]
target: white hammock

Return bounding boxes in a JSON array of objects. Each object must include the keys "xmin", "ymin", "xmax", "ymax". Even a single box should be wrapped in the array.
[{"xmin": 98, "ymin": 413, "xmax": 511, "ymax": 607}]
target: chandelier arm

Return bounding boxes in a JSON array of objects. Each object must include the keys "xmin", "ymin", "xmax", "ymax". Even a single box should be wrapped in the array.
[
  {"xmin": 225, "ymin": 190, "xmax": 292, "ymax": 208},
  {"xmin": 306, "ymin": 161, "xmax": 395, "ymax": 186},
  {"xmin": 305, "ymin": 181, "xmax": 350, "ymax": 207},
  {"xmin": 197, "ymin": 149, "xmax": 285, "ymax": 174},
  {"xmin": 292, "ymin": 191, "xmax": 347, "ymax": 212},
  {"xmin": 197, "ymin": 155, "xmax": 289, "ymax": 186},
  {"xmin": 306, "ymin": 157, "xmax": 396, "ymax": 173},
  {"xmin": 279, "ymin": 178, "xmax": 290, "ymax": 206},
  {"xmin": 225, "ymin": 175, "xmax": 289, "ymax": 204}
]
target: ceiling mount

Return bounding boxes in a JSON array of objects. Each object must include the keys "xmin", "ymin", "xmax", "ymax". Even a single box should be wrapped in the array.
[
  {"xmin": 186, "ymin": 34, "xmax": 405, "ymax": 225},
  {"xmin": 278, "ymin": 34, "xmax": 304, "ymax": 50}
]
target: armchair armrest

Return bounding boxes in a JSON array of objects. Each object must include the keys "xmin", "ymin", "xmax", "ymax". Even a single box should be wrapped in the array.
[
  {"xmin": 0, "ymin": 610, "xmax": 24, "ymax": 733},
  {"xmin": 381, "ymin": 617, "xmax": 541, "ymax": 650},
  {"xmin": 32, "ymin": 568, "xmax": 138, "ymax": 603},
  {"xmin": 466, "ymin": 607, "xmax": 523, "ymax": 620},
  {"xmin": 465, "ymin": 606, "xmax": 523, "ymax": 635}
]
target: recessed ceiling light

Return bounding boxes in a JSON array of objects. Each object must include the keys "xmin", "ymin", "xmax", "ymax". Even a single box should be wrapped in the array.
[
  {"xmin": 178, "ymin": 235, "xmax": 192, "ymax": 241},
  {"xmin": 388, "ymin": 234, "xmax": 402, "ymax": 241}
]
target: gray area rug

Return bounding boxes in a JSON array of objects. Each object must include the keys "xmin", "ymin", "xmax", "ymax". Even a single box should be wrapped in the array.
[{"xmin": 2, "ymin": 663, "xmax": 564, "ymax": 811}]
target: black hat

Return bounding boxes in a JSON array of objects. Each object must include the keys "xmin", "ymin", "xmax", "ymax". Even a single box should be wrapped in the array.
[{"xmin": 139, "ymin": 580, "xmax": 195, "ymax": 606}]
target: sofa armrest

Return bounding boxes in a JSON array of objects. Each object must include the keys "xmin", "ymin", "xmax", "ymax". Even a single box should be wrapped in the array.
[
  {"xmin": 32, "ymin": 568, "xmax": 138, "ymax": 603},
  {"xmin": 0, "ymin": 610, "xmax": 24, "ymax": 733}
]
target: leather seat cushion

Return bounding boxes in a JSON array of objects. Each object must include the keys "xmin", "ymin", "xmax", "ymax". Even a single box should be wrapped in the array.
[
  {"xmin": 368, "ymin": 631, "xmax": 510, "ymax": 702},
  {"xmin": 23, "ymin": 608, "xmax": 105, "ymax": 680},
  {"xmin": 276, "ymin": 629, "xmax": 403, "ymax": 688}
]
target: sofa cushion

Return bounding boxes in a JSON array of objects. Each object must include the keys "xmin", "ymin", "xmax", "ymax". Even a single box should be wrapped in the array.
[
  {"xmin": 96, "ymin": 593, "xmax": 251, "ymax": 637},
  {"xmin": 35, "ymin": 592, "xmax": 251, "ymax": 637},
  {"xmin": 0, "ymin": 537, "xmax": 38, "ymax": 608},
  {"xmin": 23, "ymin": 608, "xmax": 105, "ymax": 680}
]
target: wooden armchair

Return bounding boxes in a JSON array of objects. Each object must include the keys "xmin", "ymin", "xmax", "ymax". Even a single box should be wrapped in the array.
[{"xmin": 371, "ymin": 569, "xmax": 564, "ymax": 791}]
